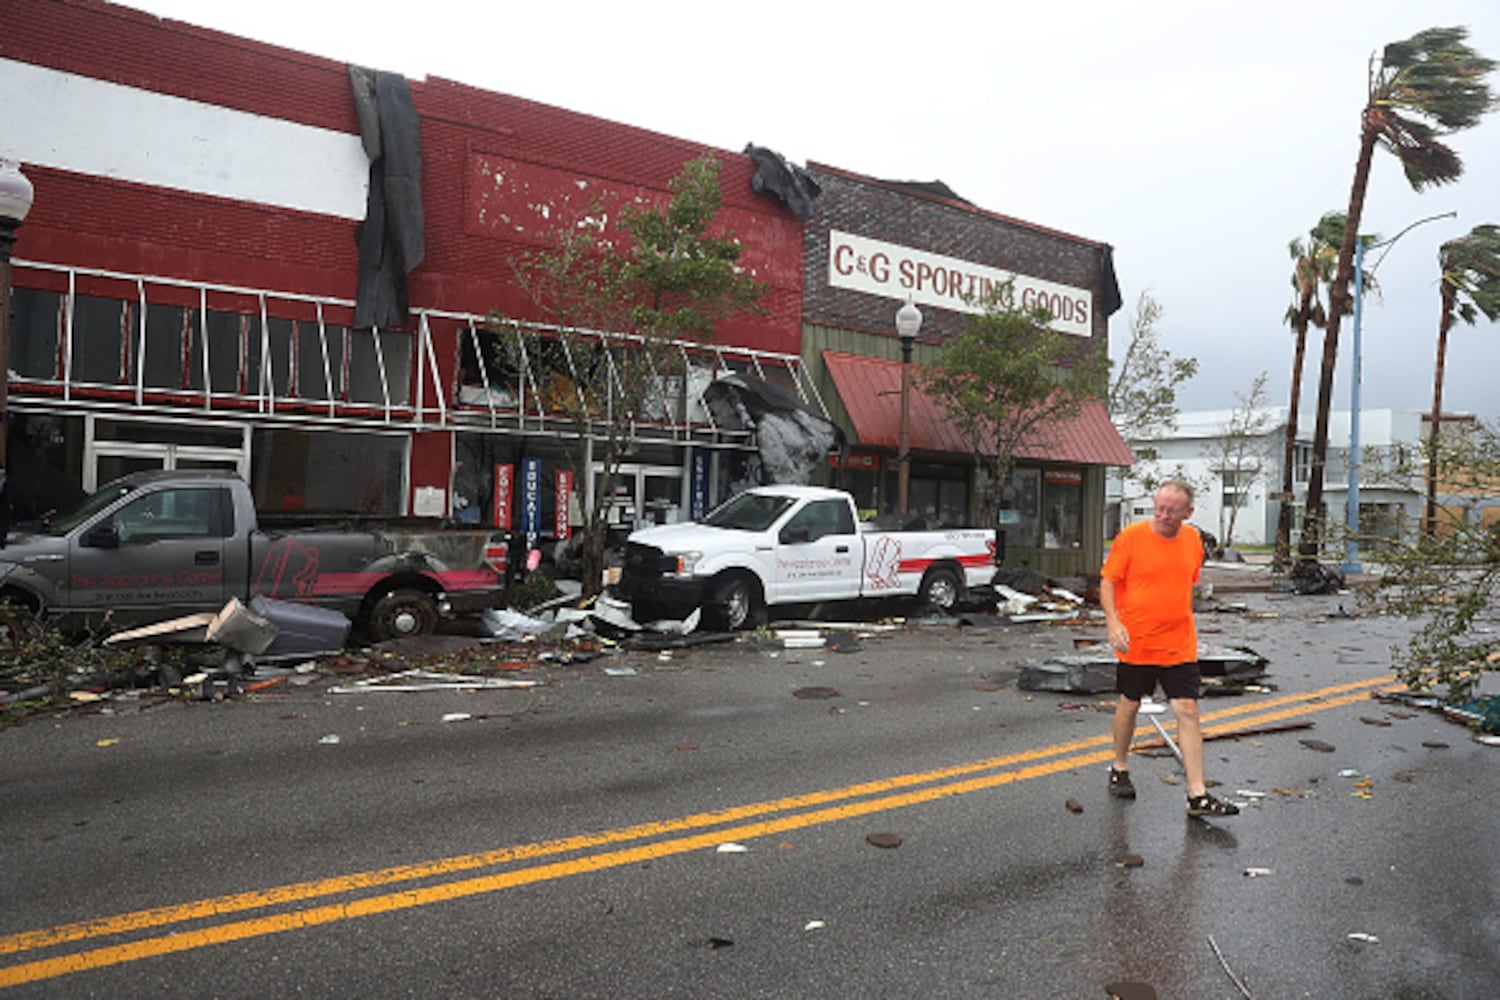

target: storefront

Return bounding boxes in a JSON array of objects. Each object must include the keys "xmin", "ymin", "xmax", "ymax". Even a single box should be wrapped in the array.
[{"xmin": 801, "ymin": 168, "xmax": 1134, "ymax": 577}]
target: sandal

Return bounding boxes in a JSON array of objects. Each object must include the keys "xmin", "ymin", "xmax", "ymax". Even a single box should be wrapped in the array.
[
  {"xmin": 1186, "ymin": 792, "xmax": 1239, "ymax": 817},
  {"xmin": 1108, "ymin": 768, "xmax": 1137, "ymax": 799}
]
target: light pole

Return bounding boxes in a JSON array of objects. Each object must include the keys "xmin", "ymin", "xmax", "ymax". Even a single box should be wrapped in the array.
[
  {"xmin": 1342, "ymin": 210, "xmax": 1455, "ymax": 574},
  {"xmin": 894, "ymin": 298, "xmax": 922, "ymax": 516},
  {"xmin": 0, "ymin": 159, "xmax": 36, "ymax": 531}
]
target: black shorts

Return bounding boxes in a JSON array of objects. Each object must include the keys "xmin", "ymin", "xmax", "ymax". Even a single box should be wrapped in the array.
[{"xmin": 1116, "ymin": 662, "xmax": 1202, "ymax": 701}]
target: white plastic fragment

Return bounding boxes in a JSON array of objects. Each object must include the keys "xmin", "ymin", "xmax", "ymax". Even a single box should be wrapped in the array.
[
  {"xmin": 317, "ymin": 734, "xmax": 341, "ymax": 745},
  {"xmin": 804, "ymin": 920, "xmax": 826, "ymax": 931},
  {"xmin": 715, "ymin": 843, "xmax": 749, "ymax": 854},
  {"xmin": 1243, "ymin": 867, "xmax": 1274, "ymax": 877},
  {"xmin": 441, "ymin": 713, "xmax": 473, "ymax": 723},
  {"xmin": 1235, "ymin": 790, "xmax": 1268, "ymax": 800},
  {"xmin": 1347, "ymin": 932, "xmax": 1380, "ymax": 944},
  {"xmin": 604, "ymin": 666, "xmax": 638, "ymax": 677}
]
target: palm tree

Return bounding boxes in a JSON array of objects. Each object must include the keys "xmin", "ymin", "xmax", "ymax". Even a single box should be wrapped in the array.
[
  {"xmin": 1423, "ymin": 224, "xmax": 1500, "ymax": 536},
  {"xmin": 1299, "ymin": 27, "xmax": 1496, "ymax": 564},
  {"xmin": 1273, "ymin": 213, "xmax": 1344, "ymax": 571}
]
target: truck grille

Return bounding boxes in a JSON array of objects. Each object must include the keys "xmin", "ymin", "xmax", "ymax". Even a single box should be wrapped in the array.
[{"xmin": 622, "ymin": 541, "xmax": 671, "ymax": 584}]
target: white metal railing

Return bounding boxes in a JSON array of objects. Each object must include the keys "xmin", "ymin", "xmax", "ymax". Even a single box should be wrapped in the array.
[{"xmin": 11, "ymin": 259, "xmax": 826, "ymax": 443}]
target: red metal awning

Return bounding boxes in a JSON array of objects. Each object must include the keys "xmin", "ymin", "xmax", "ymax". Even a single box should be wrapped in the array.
[{"xmin": 822, "ymin": 350, "xmax": 1135, "ymax": 466}]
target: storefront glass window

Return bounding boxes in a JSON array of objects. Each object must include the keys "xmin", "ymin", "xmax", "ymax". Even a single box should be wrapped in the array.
[
  {"xmin": 1000, "ymin": 467, "xmax": 1042, "ymax": 547},
  {"xmin": 1043, "ymin": 468, "xmax": 1084, "ymax": 548},
  {"xmin": 251, "ymin": 428, "xmax": 405, "ymax": 514}
]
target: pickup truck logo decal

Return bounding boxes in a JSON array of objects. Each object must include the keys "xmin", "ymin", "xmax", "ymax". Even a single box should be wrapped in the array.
[
  {"xmin": 865, "ymin": 535, "xmax": 902, "ymax": 590},
  {"xmin": 256, "ymin": 539, "xmax": 321, "ymax": 598}
]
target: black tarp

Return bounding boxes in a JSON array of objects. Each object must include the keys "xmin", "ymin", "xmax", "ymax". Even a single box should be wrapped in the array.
[
  {"xmin": 349, "ymin": 66, "xmax": 424, "ymax": 330},
  {"xmin": 702, "ymin": 374, "xmax": 844, "ymax": 485},
  {"xmin": 744, "ymin": 144, "xmax": 821, "ymax": 221}
]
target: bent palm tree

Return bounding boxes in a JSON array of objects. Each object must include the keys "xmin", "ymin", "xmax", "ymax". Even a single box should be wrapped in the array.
[
  {"xmin": 1424, "ymin": 224, "xmax": 1500, "ymax": 536},
  {"xmin": 1273, "ymin": 213, "xmax": 1344, "ymax": 571},
  {"xmin": 1299, "ymin": 27, "xmax": 1496, "ymax": 563}
]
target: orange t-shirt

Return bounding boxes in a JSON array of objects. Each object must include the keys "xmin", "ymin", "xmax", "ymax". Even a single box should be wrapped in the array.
[{"xmin": 1101, "ymin": 520, "xmax": 1201, "ymax": 666}]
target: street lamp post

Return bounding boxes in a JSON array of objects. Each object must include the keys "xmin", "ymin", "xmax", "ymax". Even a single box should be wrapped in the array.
[
  {"xmin": 0, "ymin": 159, "xmax": 36, "ymax": 529},
  {"xmin": 894, "ymin": 298, "xmax": 922, "ymax": 516},
  {"xmin": 1342, "ymin": 210, "xmax": 1455, "ymax": 574}
]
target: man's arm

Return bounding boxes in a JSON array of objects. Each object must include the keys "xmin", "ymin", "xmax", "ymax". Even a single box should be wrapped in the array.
[{"xmin": 1100, "ymin": 576, "xmax": 1129, "ymax": 653}]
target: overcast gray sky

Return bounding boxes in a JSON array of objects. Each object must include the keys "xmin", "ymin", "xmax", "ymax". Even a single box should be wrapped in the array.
[{"xmin": 124, "ymin": 0, "xmax": 1500, "ymax": 423}]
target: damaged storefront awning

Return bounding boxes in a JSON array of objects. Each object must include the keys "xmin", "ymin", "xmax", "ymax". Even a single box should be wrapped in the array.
[{"xmin": 822, "ymin": 350, "xmax": 1135, "ymax": 466}]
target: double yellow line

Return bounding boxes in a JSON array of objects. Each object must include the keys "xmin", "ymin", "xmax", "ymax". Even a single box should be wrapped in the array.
[{"xmin": 0, "ymin": 675, "xmax": 1400, "ymax": 988}]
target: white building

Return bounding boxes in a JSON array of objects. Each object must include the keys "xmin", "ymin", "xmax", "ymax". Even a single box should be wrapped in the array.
[{"xmin": 1108, "ymin": 408, "xmax": 1437, "ymax": 552}]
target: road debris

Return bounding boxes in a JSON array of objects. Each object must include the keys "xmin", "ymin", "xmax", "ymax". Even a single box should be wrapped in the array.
[
  {"xmin": 715, "ymin": 843, "xmax": 749, "ymax": 854},
  {"xmin": 1208, "ymin": 934, "xmax": 1256, "ymax": 999},
  {"xmin": 865, "ymin": 832, "xmax": 903, "ymax": 849},
  {"xmin": 1346, "ymin": 932, "xmax": 1380, "ymax": 944},
  {"xmin": 328, "ymin": 669, "xmax": 538, "ymax": 694},
  {"xmin": 1243, "ymin": 867, "xmax": 1274, "ymax": 877},
  {"xmin": 1299, "ymin": 738, "xmax": 1337, "ymax": 753}
]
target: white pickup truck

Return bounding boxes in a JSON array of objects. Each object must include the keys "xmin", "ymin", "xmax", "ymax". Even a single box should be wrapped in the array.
[{"xmin": 615, "ymin": 485, "xmax": 999, "ymax": 630}]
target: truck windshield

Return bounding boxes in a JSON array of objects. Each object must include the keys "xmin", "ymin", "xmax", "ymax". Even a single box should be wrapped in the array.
[
  {"xmin": 45, "ymin": 480, "xmax": 136, "ymax": 536},
  {"xmin": 703, "ymin": 492, "xmax": 796, "ymax": 532}
]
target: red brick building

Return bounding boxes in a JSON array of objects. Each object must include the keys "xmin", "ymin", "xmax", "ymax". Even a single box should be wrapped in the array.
[{"xmin": 3, "ymin": 0, "xmax": 1130, "ymax": 577}]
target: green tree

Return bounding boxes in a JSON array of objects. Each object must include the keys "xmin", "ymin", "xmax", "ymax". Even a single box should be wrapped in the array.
[
  {"xmin": 922, "ymin": 281, "xmax": 1109, "ymax": 532},
  {"xmin": 1107, "ymin": 291, "xmax": 1197, "ymax": 531},
  {"xmin": 1424, "ymin": 223, "xmax": 1500, "ymax": 536},
  {"xmin": 1300, "ymin": 27, "xmax": 1496, "ymax": 564},
  {"xmin": 1368, "ymin": 418, "xmax": 1500, "ymax": 703},
  {"xmin": 1273, "ymin": 213, "xmax": 1345, "ymax": 571},
  {"xmin": 1208, "ymin": 371, "xmax": 1273, "ymax": 551},
  {"xmin": 504, "ymin": 153, "xmax": 766, "ymax": 596}
]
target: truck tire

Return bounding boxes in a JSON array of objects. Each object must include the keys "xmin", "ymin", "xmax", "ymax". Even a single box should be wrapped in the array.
[
  {"xmin": 367, "ymin": 588, "xmax": 440, "ymax": 641},
  {"xmin": 704, "ymin": 573, "xmax": 764, "ymax": 632},
  {"xmin": 917, "ymin": 565, "xmax": 963, "ymax": 611}
]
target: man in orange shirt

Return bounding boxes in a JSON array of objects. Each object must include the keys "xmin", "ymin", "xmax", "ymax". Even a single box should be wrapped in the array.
[{"xmin": 1100, "ymin": 479, "xmax": 1238, "ymax": 817}]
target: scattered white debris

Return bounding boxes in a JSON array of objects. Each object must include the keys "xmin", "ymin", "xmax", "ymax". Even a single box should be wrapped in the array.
[
  {"xmin": 441, "ymin": 713, "xmax": 473, "ymax": 723},
  {"xmin": 1347, "ymin": 932, "xmax": 1380, "ymax": 944},
  {"xmin": 715, "ymin": 843, "xmax": 749, "ymax": 854},
  {"xmin": 1243, "ymin": 867, "xmax": 1274, "ymax": 878},
  {"xmin": 804, "ymin": 920, "xmax": 826, "ymax": 931},
  {"xmin": 317, "ymin": 734, "xmax": 341, "ymax": 745}
]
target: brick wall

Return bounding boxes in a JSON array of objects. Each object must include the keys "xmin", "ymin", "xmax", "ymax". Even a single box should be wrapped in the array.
[
  {"xmin": 802, "ymin": 166, "xmax": 1112, "ymax": 351},
  {"xmin": 6, "ymin": 0, "xmax": 803, "ymax": 353}
]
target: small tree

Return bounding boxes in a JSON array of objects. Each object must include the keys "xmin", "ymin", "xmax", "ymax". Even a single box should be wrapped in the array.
[
  {"xmin": 1107, "ymin": 291, "xmax": 1198, "ymax": 508},
  {"xmin": 1207, "ymin": 372, "xmax": 1273, "ymax": 550},
  {"xmin": 922, "ymin": 281, "xmax": 1110, "ymax": 532},
  {"xmin": 504, "ymin": 153, "xmax": 766, "ymax": 595}
]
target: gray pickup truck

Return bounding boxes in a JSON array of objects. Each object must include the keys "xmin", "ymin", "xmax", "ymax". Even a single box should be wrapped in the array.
[{"xmin": 0, "ymin": 470, "xmax": 509, "ymax": 640}]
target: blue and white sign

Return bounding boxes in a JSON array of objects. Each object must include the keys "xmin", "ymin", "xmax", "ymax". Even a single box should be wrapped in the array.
[
  {"xmin": 522, "ymin": 457, "xmax": 542, "ymax": 549},
  {"xmin": 690, "ymin": 450, "xmax": 709, "ymax": 521}
]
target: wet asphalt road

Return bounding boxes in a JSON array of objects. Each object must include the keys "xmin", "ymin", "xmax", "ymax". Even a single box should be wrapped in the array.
[{"xmin": 2, "ymin": 580, "xmax": 1497, "ymax": 998}]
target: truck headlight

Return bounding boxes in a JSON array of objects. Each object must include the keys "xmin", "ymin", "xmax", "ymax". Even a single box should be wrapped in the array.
[{"xmin": 669, "ymin": 551, "xmax": 703, "ymax": 577}]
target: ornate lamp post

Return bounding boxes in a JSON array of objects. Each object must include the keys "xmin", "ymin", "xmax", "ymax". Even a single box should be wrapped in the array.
[
  {"xmin": 0, "ymin": 159, "xmax": 36, "ymax": 524},
  {"xmin": 894, "ymin": 298, "xmax": 922, "ymax": 516}
]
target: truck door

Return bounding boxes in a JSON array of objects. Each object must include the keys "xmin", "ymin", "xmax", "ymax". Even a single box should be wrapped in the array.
[
  {"xmin": 771, "ymin": 499, "xmax": 861, "ymax": 603},
  {"xmin": 67, "ymin": 485, "xmax": 231, "ymax": 616}
]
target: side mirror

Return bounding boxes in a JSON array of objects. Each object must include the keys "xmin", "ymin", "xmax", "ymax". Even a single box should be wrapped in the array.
[
  {"xmin": 780, "ymin": 525, "xmax": 811, "ymax": 545},
  {"xmin": 83, "ymin": 523, "xmax": 120, "ymax": 548}
]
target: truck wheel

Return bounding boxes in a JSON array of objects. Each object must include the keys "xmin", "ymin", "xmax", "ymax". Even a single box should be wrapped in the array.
[
  {"xmin": 367, "ymin": 589, "xmax": 440, "ymax": 641},
  {"xmin": 705, "ymin": 574, "xmax": 764, "ymax": 632},
  {"xmin": 918, "ymin": 566, "xmax": 963, "ymax": 611}
]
